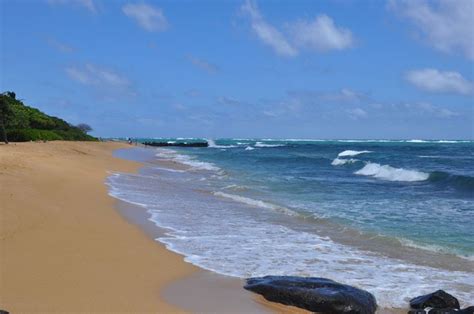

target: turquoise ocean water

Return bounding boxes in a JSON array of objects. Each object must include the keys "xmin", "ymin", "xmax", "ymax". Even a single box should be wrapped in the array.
[{"xmin": 108, "ymin": 139, "xmax": 474, "ymax": 307}]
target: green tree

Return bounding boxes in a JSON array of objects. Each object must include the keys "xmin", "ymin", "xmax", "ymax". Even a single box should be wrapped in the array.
[
  {"xmin": 76, "ymin": 123, "xmax": 93, "ymax": 133},
  {"xmin": 0, "ymin": 94, "xmax": 13, "ymax": 144}
]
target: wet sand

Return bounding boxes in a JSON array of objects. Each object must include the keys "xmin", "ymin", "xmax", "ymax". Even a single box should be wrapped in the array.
[{"xmin": 115, "ymin": 198, "xmax": 307, "ymax": 314}]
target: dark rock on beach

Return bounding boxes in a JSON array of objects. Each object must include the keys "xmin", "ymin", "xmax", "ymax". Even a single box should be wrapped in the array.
[
  {"xmin": 244, "ymin": 276, "xmax": 377, "ymax": 314},
  {"xmin": 458, "ymin": 306, "xmax": 474, "ymax": 314},
  {"xmin": 427, "ymin": 309, "xmax": 459, "ymax": 314},
  {"xmin": 0, "ymin": 310, "xmax": 9, "ymax": 314},
  {"xmin": 410, "ymin": 290, "xmax": 460, "ymax": 310}
]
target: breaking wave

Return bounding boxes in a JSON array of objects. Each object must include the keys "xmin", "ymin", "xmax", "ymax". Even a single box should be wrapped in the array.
[
  {"xmin": 338, "ymin": 150, "xmax": 372, "ymax": 157},
  {"xmin": 331, "ymin": 157, "xmax": 359, "ymax": 166},
  {"xmin": 213, "ymin": 191, "xmax": 299, "ymax": 216},
  {"xmin": 355, "ymin": 163, "xmax": 430, "ymax": 182},
  {"xmin": 255, "ymin": 142, "xmax": 285, "ymax": 148},
  {"xmin": 207, "ymin": 139, "xmax": 237, "ymax": 148},
  {"xmin": 155, "ymin": 149, "xmax": 220, "ymax": 171}
]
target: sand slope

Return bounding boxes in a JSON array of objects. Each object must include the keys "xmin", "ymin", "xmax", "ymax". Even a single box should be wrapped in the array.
[{"xmin": 0, "ymin": 141, "xmax": 196, "ymax": 313}]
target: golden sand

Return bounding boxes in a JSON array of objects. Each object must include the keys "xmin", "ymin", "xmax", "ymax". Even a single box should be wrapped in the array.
[{"xmin": 0, "ymin": 141, "xmax": 197, "ymax": 313}]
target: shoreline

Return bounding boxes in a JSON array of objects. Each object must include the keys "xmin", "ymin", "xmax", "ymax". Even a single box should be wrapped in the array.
[
  {"xmin": 0, "ymin": 141, "xmax": 197, "ymax": 312},
  {"xmin": 108, "ymin": 145, "xmax": 472, "ymax": 312},
  {"xmin": 111, "ymin": 145, "xmax": 304, "ymax": 313},
  {"xmin": 1, "ymin": 141, "xmax": 465, "ymax": 313},
  {"xmin": 114, "ymin": 198, "xmax": 304, "ymax": 313},
  {"xmin": 110, "ymin": 146, "xmax": 409, "ymax": 313},
  {"xmin": 0, "ymin": 141, "xmax": 295, "ymax": 313}
]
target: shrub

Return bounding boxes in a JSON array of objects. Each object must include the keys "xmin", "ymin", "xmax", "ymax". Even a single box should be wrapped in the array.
[{"xmin": 6, "ymin": 129, "xmax": 97, "ymax": 142}]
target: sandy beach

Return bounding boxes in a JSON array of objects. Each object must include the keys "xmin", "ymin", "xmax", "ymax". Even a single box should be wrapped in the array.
[
  {"xmin": 0, "ymin": 141, "xmax": 199, "ymax": 312},
  {"xmin": 0, "ymin": 141, "xmax": 307, "ymax": 313}
]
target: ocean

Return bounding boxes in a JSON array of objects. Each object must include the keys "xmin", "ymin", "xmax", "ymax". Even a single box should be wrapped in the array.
[{"xmin": 107, "ymin": 139, "xmax": 474, "ymax": 308}]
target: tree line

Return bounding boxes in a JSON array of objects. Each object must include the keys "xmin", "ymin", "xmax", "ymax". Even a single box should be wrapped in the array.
[{"xmin": 0, "ymin": 91, "xmax": 96, "ymax": 144}]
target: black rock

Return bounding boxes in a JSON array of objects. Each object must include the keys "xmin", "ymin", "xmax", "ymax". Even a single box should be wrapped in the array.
[
  {"xmin": 0, "ymin": 310, "xmax": 9, "ymax": 314},
  {"xmin": 410, "ymin": 290, "xmax": 460, "ymax": 310},
  {"xmin": 459, "ymin": 306, "xmax": 474, "ymax": 314},
  {"xmin": 244, "ymin": 276, "xmax": 377, "ymax": 314},
  {"xmin": 428, "ymin": 309, "xmax": 458, "ymax": 314}
]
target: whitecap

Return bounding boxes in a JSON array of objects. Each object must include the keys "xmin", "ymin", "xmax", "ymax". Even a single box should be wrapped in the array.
[
  {"xmin": 255, "ymin": 142, "xmax": 284, "ymax": 148},
  {"xmin": 355, "ymin": 163, "xmax": 429, "ymax": 182},
  {"xmin": 155, "ymin": 149, "xmax": 220, "ymax": 172},
  {"xmin": 337, "ymin": 150, "xmax": 372, "ymax": 157},
  {"xmin": 331, "ymin": 157, "xmax": 359, "ymax": 166},
  {"xmin": 407, "ymin": 139, "xmax": 428, "ymax": 143},
  {"xmin": 207, "ymin": 139, "xmax": 237, "ymax": 148}
]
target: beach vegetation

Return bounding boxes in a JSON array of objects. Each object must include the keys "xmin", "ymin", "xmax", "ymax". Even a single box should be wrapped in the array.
[
  {"xmin": 0, "ymin": 92, "xmax": 97, "ymax": 142},
  {"xmin": 76, "ymin": 123, "xmax": 93, "ymax": 133}
]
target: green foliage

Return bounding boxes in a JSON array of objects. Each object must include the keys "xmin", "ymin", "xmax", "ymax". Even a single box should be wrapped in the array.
[
  {"xmin": 7, "ymin": 129, "xmax": 63, "ymax": 141},
  {"xmin": 0, "ymin": 92, "xmax": 97, "ymax": 142}
]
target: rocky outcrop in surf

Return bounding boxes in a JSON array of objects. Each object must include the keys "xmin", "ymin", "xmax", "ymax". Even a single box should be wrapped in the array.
[
  {"xmin": 244, "ymin": 276, "xmax": 377, "ymax": 314},
  {"xmin": 410, "ymin": 290, "xmax": 460, "ymax": 310},
  {"xmin": 409, "ymin": 290, "xmax": 474, "ymax": 314}
]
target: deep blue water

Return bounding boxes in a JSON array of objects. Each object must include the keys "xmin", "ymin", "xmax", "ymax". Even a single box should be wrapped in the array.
[{"xmin": 109, "ymin": 139, "xmax": 474, "ymax": 307}]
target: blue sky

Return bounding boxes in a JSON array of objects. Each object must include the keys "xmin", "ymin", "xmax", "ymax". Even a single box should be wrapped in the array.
[{"xmin": 1, "ymin": 0, "xmax": 473, "ymax": 139}]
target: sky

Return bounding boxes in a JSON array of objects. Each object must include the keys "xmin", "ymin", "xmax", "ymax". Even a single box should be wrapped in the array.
[{"xmin": 1, "ymin": 0, "xmax": 473, "ymax": 139}]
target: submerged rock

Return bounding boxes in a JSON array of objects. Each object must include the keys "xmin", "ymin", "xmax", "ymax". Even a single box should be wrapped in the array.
[
  {"xmin": 410, "ymin": 290, "xmax": 460, "ymax": 310},
  {"xmin": 244, "ymin": 276, "xmax": 377, "ymax": 314}
]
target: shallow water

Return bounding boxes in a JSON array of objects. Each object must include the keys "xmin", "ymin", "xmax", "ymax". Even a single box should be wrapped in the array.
[{"xmin": 109, "ymin": 140, "xmax": 474, "ymax": 307}]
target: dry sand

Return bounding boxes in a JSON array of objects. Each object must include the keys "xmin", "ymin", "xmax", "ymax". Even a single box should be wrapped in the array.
[{"xmin": 0, "ymin": 141, "xmax": 198, "ymax": 312}]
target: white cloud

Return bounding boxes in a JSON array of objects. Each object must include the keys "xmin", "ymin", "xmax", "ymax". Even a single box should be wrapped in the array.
[
  {"xmin": 47, "ymin": 0, "xmax": 97, "ymax": 13},
  {"xmin": 403, "ymin": 102, "xmax": 460, "ymax": 118},
  {"xmin": 217, "ymin": 96, "xmax": 241, "ymax": 106},
  {"xmin": 187, "ymin": 55, "xmax": 219, "ymax": 74},
  {"xmin": 406, "ymin": 68, "xmax": 473, "ymax": 95},
  {"xmin": 287, "ymin": 15, "xmax": 353, "ymax": 52},
  {"xmin": 66, "ymin": 64, "xmax": 130, "ymax": 88},
  {"xmin": 240, "ymin": 0, "xmax": 353, "ymax": 57},
  {"xmin": 46, "ymin": 37, "xmax": 75, "ymax": 53},
  {"xmin": 122, "ymin": 3, "xmax": 168, "ymax": 32},
  {"xmin": 390, "ymin": 0, "xmax": 474, "ymax": 60},
  {"xmin": 241, "ymin": 0, "xmax": 297, "ymax": 57},
  {"xmin": 346, "ymin": 108, "xmax": 368, "ymax": 120}
]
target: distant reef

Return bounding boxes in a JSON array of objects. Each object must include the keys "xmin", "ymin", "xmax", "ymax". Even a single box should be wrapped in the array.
[{"xmin": 0, "ymin": 91, "xmax": 97, "ymax": 143}]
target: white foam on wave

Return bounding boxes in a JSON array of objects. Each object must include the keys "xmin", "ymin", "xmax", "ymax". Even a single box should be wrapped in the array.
[
  {"xmin": 245, "ymin": 146, "xmax": 255, "ymax": 151},
  {"xmin": 213, "ymin": 191, "xmax": 298, "ymax": 216},
  {"xmin": 355, "ymin": 163, "xmax": 429, "ymax": 182},
  {"xmin": 338, "ymin": 150, "xmax": 372, "ymax": 157},
  {"xmin": 331, "ymin": 157, "xmax": 359, "ymax": 166},
  {"xmin": 207, "ymin": 139, "xmax": 237, "ymax": 148},
  {"xmin": 407, "ymin": 139, "xmax": 428, "ymax": 143},
  {"xmin": 155, "ymin": 148, "xmax": 220, "ymax": 172},
  {"xmin": 255, "ymin": 142, "xmax": 285, "ymax": 148},
  {"xmin": 107, "ymin": 170, "xmax": 474, "ymax": 308},
  {"xmin": 153, "ymin": 166, "xmax": 186, "ymax": 173}
]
